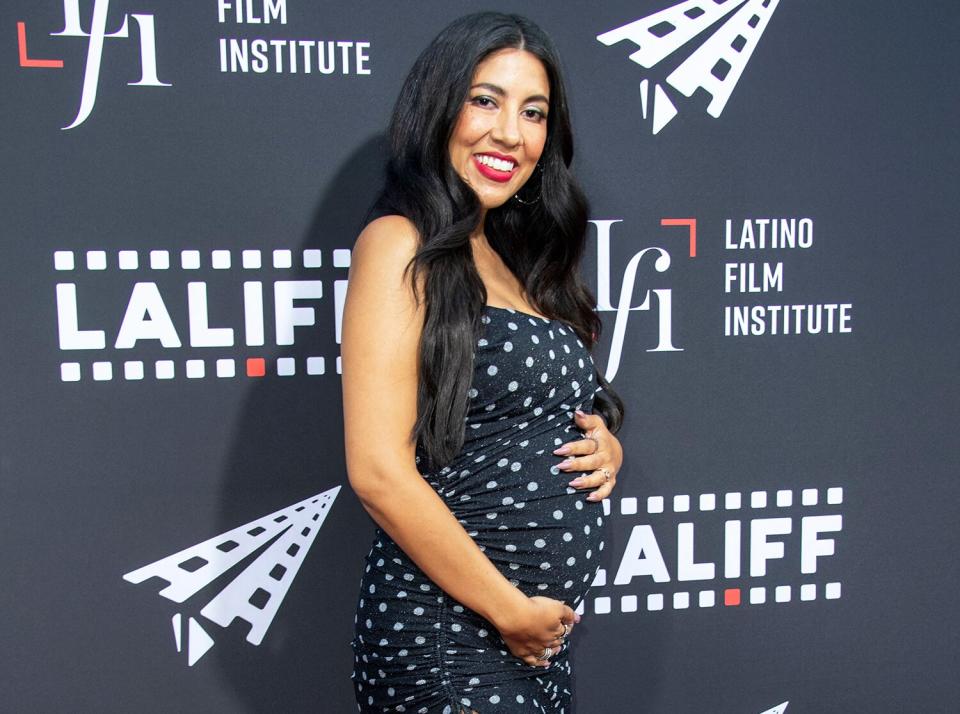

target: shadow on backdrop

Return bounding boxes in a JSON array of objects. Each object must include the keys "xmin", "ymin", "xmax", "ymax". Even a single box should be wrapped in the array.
[{"xmin": 211, "ymin": 133, "xmax": 387, "ymax": 713}]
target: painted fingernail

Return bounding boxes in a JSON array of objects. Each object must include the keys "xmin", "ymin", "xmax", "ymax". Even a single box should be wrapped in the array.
[
  {"xmin": 553, "ymin": 445, "xmax": 571, "ymax": 455},
  {"xmin": 568, "ymin": 478, "xmax": 583, "ymax": 487},
  {"xmin": 575, "ymin": 409, "xmax": 586, "ymax": 417},
  {"xmin": 558, "ymin": 458, "xmax": 574, "ymax": 469}
]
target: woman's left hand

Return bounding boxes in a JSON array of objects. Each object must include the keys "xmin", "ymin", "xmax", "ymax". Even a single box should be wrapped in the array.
[{"xmin": 554, "ymin": 409, "xmax": 623, "ymax": 502}]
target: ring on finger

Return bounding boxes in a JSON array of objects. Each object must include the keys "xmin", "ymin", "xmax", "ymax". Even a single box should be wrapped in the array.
[
  {"xmin": 584, "ymin": 435, "xmax": 599, "ymax": 452},
  {"xmin": 600, "ymin": 468, "xmax": 612, "ymax": 483},
  {"xmin": 537, "ymin": 646, "xmax": 553, "ymax": 661},
  {"xmin": 562, "ymin": 622, "xmax": 571, "ymax": 637}
]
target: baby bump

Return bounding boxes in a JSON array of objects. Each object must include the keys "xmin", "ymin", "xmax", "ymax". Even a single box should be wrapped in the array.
[{"xmin": 438, "ymin": 428, "xmax": 606, "ymax": 605}]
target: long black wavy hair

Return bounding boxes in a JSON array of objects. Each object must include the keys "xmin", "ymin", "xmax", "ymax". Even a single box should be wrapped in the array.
[{"xmin": 371, "ymin": 12, "xmax": 624, "ymax": 470}]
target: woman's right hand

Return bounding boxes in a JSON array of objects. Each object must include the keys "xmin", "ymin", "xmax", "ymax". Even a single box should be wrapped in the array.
[{"xmin": 495, "ymin": 595, "xmax": 580, "ymax": 667}]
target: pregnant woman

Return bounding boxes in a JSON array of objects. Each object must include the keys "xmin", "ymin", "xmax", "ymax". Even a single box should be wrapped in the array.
[{"xmin": 341, "ymin": 12, "xmax": 625, "ymax": 713}]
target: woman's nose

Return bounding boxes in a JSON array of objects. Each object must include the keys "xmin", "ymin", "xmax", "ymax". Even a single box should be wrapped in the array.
[{"xmin": 490, "ymin": 109, "xmax": 521, "ymax": 147}]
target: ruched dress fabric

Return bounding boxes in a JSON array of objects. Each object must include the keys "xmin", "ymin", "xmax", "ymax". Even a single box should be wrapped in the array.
[{"xmin": 351, "ymin": 306, "xmax": 605, "ymax": 713}]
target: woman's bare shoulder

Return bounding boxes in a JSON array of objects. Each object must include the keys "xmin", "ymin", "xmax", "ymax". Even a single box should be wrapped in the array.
[
  {"xmin": 346, "ymin": 215, "xmax": 423, "ymax": 323},
  {"xmin": 353, "ymin": 215, "xmax": 419, "ymax": 264}
]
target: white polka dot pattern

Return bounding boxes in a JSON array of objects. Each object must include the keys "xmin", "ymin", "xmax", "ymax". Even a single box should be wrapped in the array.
[{"xmin": 350, "ymin": 307, "xmax": 603, "ymax": 712}]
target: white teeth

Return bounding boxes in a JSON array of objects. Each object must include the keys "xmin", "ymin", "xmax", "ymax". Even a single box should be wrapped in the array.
[{"xmin": 476, "ymin": 155, "xmax": 515, "ymax": 172}]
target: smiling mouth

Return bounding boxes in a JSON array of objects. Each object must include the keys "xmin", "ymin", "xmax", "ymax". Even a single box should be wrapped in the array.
[{"xmin": 473, "ymin": 154, "xmax": 516, "ymax": 183}]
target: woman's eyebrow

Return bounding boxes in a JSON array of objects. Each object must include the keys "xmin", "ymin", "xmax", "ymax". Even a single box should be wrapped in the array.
[{"xmin": 470, "ymin": 82, "xmax": 549, "ymax": 105}]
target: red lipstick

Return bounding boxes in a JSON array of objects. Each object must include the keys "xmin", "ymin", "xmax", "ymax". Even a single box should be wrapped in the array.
[{"xmin": 472, "ymin": 153, "xmax": 516, "ymax": 183}]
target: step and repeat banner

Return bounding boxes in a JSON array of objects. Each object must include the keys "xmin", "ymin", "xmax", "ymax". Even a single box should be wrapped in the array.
[{"xmin": 3, "ymin": 1, "xmax": 957, "ymax": 712}]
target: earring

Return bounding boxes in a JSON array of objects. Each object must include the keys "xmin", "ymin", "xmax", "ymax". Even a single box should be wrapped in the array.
[{"xmin": 513, "ymin": 164, "xmax": 543, "ymax": 206}]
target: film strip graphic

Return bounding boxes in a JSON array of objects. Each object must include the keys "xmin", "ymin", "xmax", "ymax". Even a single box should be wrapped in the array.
[
  {"xmin": 59, "ymin": 355, "xmax": 332, "ymax": 381},
  {"xmin": 598, "ymin": 0, "xmax": 781, "ymax": 134},
  {"xmin": 52, "ymin": 247, "xmax": 350, "ymax": 272},
  {"xmin": 54, "ymin": 247, "xmax": 351, "ymax": 382},
  {"xmin": 123, "ymin": 486, "xmax": 340, "ymax": 665},
  {"xmin": 580, "ymin": 486, "xmax": 842, "ymax": 616}
]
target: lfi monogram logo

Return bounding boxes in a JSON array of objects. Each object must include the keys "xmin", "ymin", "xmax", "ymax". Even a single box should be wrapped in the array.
[
  {"xmin": 17, "ymin": 0, "xmax": 171, "ymax": 129},
  {"xmin": 591, "ymin": 217, "xmax": 696, "ymax": 380}
]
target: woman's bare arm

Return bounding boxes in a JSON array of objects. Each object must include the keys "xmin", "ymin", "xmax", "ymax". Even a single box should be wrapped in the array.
[{"xmin": 341, "ymin": 216, "xmax": 574, "ymax": 663}]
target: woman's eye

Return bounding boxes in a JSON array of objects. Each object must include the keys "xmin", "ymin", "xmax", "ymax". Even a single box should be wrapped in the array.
[
  {"xmin": 471, "ymin": 96, "xmax": 495, "ymax": 108},
  {"xmin": 523, "ymin": 108, "xmax": 546, "ymax": 122}
]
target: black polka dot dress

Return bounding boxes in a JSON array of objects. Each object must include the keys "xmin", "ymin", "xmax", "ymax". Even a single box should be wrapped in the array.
[{"xmin": 351, "ymin": 306, "xmax": 605, "ymax": 713}]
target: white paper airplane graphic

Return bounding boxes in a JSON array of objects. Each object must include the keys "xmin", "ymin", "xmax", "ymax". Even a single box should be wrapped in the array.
[
  {"xmin": 759, "ymin": 701, "xmax": 789, "ymax": 714},
  {"xmin": 598, "ymin": 0, "xmax": 781, "ymax": 134},
  {"xmin": 123, "ymin": 486, "xmax": 341, "ymax": 665}
]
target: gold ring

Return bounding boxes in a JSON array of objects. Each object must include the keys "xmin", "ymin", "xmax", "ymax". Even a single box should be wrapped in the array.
[{"xmin": 601, "ymin": 468, "xmax": 611, "ymax": 483}]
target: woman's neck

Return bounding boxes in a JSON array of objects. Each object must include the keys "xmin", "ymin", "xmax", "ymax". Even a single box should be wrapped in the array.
[
  {"xmin": 469, "ymin": 233, "xmax": 546, "ymax": 319},
  {"xmin": 469, "ymin": 216, "xmax": 489, "ymax": 249}
]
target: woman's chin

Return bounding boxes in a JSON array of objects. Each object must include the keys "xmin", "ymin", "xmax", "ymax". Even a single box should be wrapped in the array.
[{"xmin": 474, "ymin": 188, "xmax": 517, "ymax": 210}]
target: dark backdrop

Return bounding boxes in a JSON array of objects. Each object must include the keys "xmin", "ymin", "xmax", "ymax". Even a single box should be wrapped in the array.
[{"xmin": 2, "ymin": 1, "xmax": 958, "ymax": 712}]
